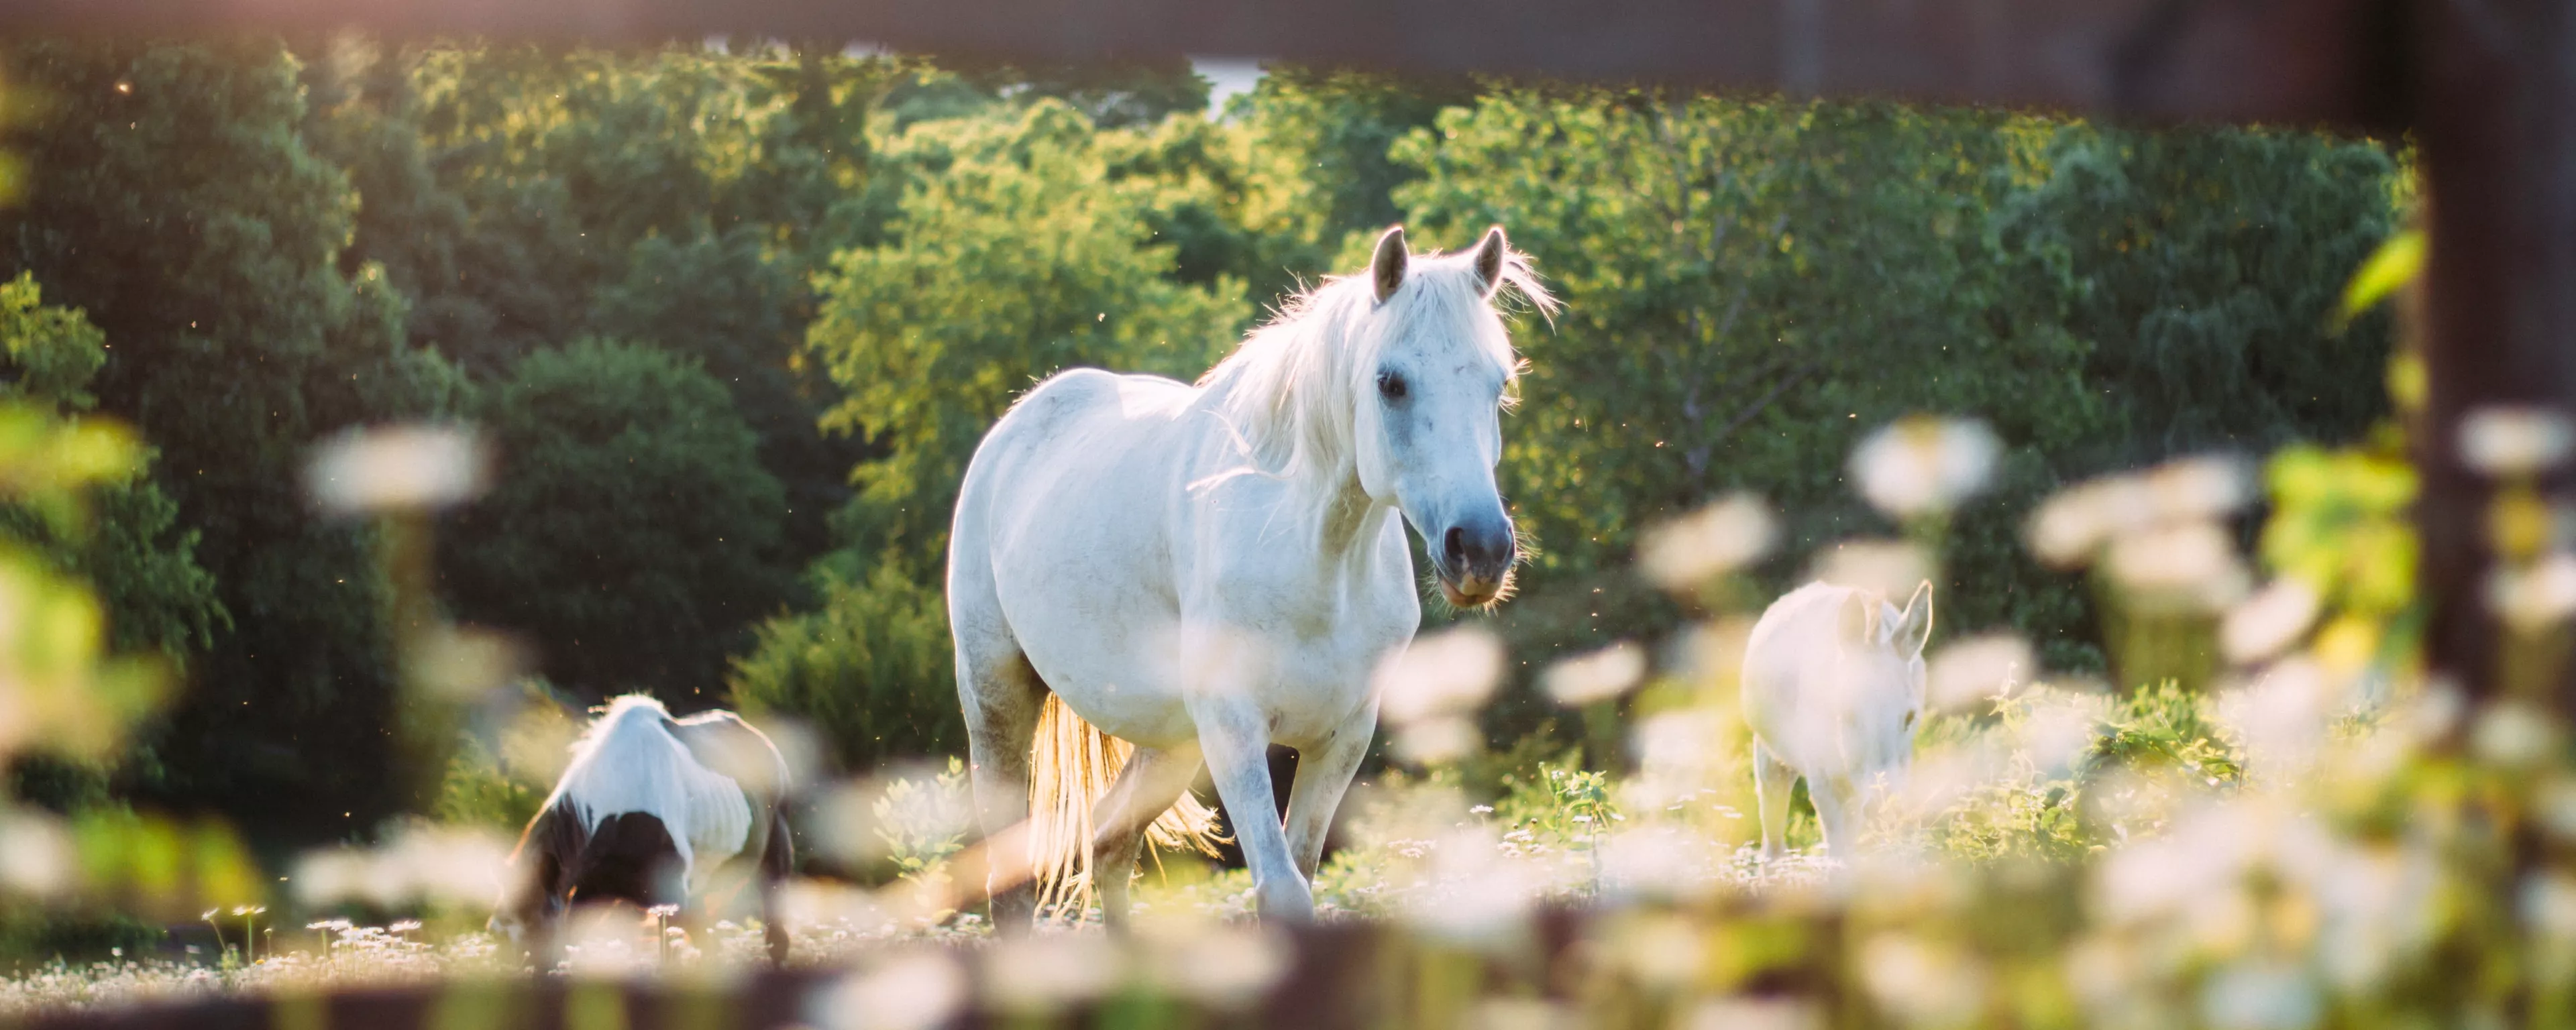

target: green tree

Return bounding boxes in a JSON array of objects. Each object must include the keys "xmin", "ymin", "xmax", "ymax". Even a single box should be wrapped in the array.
[
  {"xmin": 729, "ymin": 560, "xmax": 962, "ymax": 772},
  {"xmin": 0, "ymin": 273, "xmax": 221, "ymax": 664},
  {"xmin": 0, "ymin": 40, "xmax": 464, "ymax": 842},
  {"xmin": 1384, "ymin": 89, "xmax": 2398, "ymax": 744},
  {"xmin": 804, "ymin": 99, "xmax": 1248, "ymax": 578},
  {"xmin": 442, "ymin": 339, "xmax": 793, "ymax": 699}
]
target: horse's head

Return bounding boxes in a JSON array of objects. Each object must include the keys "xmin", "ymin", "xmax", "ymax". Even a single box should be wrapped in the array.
[
  {"xmin": 1350, "ymin": 225, "xmax": 1547, "ymax": 609},
  {"xmin": 1837, "ymin": 580, "xmax": 1935, "ymax": 787}
]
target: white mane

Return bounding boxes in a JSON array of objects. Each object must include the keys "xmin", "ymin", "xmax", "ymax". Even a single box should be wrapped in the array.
[
  {"xmin": 547, "ymin": 694, "xmax": 753, "ymax": 885},
  {"xmin": 1195, "ymin": 244, "xmax": 1556, "ymax": 521}
]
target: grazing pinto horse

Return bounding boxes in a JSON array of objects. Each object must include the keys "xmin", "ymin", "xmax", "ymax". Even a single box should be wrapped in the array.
[
  {"xmin": 493, "ymin": 695, "xmax": 795, "ymax": 963},
  {"xmin": 1741, "ymin": 581, "xmax": 1934, "ymax": 859},
  {"xmin": 950, "ymin": 225, "xmax": 1554, "ymax": 927}
]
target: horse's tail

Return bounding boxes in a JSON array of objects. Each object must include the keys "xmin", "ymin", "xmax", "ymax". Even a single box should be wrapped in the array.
[{"xmin": 1026, "ymin": 693, "xmax": 1226, "ymax": 917}]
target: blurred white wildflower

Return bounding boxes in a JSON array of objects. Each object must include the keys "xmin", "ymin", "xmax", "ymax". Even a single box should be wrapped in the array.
[
  {"xmin": 2217, "ymin": 660, "xmax": 2334, "ymax": 782},
  {"xmin": 2027, "ymin": 456, "xmax": 2250, "ymax": 569},
  {"xmin": 2524, "ymin": 873, "xmax": 2576, "ymax": 941},
  {"xmin": 1471, "ymin": 998, "xmax": 1576, "ymax": 1030},
  {"xmin": 983, "ymin": 931, "xmax": 1128, "ymax": 1011},
  {"xmin": 1926, "ymin": 634, "xmax": 2032, "ymax": 712},
  {"xmin": 1542, "ymin": 641, "xmax": 1647, "ymax": 707},
  {"xmin": 2540, "ymin": 779, "xmax": 2576, "ymax": 843},
  {"xmin": 306, "ymin": 424, "xmax": 490, "ymax": 516},
  {"xmin": 1401, "ymin": 826, "xmax": 1538, "ymax": 947},
  {"xmin": 2104, "ymin": 520, "xmax": 2249, "ymax": 610},
  {"xmin": 2144, "ymin": 456, "xmax": 2255, "ymax": 524},
  {"xmin": 2028, "ymin": 479, "xmax": 2132, "ymax": 568},
  {"xmin": 1808, "ymin": 538, "xmax": 1933, "ymax": 600},
  {"xmin": 2221, "ymin": 579, "xmax": 2322, "ymax": 666},
  {"xmin": 1684, "ymin": 997, "xmax": 1822, "ymax": 1030},
  {"xmin": 2098, "ymin": 801, "xmax": 2267, "ymax": 926},
  {"xmin": 815, "ymin": 949, "xmax": 967, "ymax": 1030},
  {"xmin": 1607, "ymin": 911, "xmax": 1707, "ymax": 987},
  {"xmin": 2486, "ymin": 551, "xmax": 2576, "ymax": 632},
  {"xmin": 2199, "ymin": 960, "xmax": 2319, "ymax": 1030},
  {"xmin": 1627, "ymin": 709, "xmax": 1726, "ymax": 810},
  {"xmin": 2017, "ymin": 693, "xmax": 2106, "ymax": 780},
  {"xmin": 1849, "ymin": 416, "xmax": 2001, "ymax": 520},
  {"xmin": 563, "ymin": 907, "xmax": 655, "ymax": 979},
  {"xmin": 1393, "ymin": 715, "xmax": 1482, "ymax": 766},
  {"xmin": 409, "ymin": 626, "xmax": 527, "ymax": 701},
  {"xmin": 0, "ymin": 809, "xmax": 71, "ymax": 898},
  {"xmin": 289, "ymin": 824, "xmax": 511, "ymax": 910},
  {"xmin": 1859, "ymin": 933, "xmax": 1986, "ymax": 1027},
  {"xmin": 2473, "ymin": 701, "xmax": 2562, "ymax": 768},
  {"xmin": 1138, "ymin": 917, "xmax": 1290, "ymax": 1011},
  {"xmin": 2460, "ymin": 406, "xmax": 2575, "ymax": 476},
  {"xmin": 1599, "ymin": 825, "xmax": 1716, "ymax": 902},
  {"xmin": 1638, "ymin": 494, "xmax": 1777, "ymax": 591},
  {"xmin": 1375, "ymin": 626, "xmax": 1504, "ymax": 726}
]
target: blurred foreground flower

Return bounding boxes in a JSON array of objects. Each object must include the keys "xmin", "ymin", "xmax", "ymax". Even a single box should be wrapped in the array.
[
  {"xmin": 816, "ymin": 949, "xmax": 968, "ymax": 1030},
  {"xmin": 1808, "ymin": 538, "xmax": 1933, "ymax": 599},
  {"xmin": 2221, "ymin": 579, "xmax": 2322, "ymax": 666},
  {"xmin": 2104, "ymin": 521, "xmax": 2251, "ymax": 612},
  {"xmin": 1849, "ymin": 415, "xmax": 2000, "ymax": 520},
  {"xmin": 1542, "ymin": 641, "xmax": 1647, "ymax": 707},
  {"xmin": 1638, "ymin": 494, "xmax": 1775, "ymax": 593},
  {"xmin": 1925, "ymin": 633, "xmax": 2032, "ymax": 712},
  {"xmin": 2459, "ymin": 406, "xmax": 2574, "ymax": 477},
  {"xmin": 305, "ymin": 424, "xmax": 490, "ymax": 516},
  {"xmin": 2029, "ymin": 455, "xmax": 2251, "ymax": 570},
  {"xmin": 2486, "ymin": 551, "xmax": 2576, "ymax": 632},
  {"xmin": 1375, "ymin": 626, "xmax": 1504, "ymax": 764},
  {"xmin": 290, "ymin": 823, "xmax": 511, "ymax": 910}
]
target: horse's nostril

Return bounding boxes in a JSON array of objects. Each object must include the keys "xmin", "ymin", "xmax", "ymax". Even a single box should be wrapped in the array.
[{"xmin": 1443, "ymin": 525, "xmax": 1466, "ymax": 565}]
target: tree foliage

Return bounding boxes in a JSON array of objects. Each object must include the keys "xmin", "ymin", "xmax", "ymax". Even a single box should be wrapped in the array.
[
  {"xmin": 804, "ymin": 99, "xmax": 1247, "ymax": 578},
  {"xmin": 0, "ymin": 40, "xmax": 462, "ymax": 839},
  {"xmin": 442, "ymin": 339, "xmax": 792, "ymax": 699}
]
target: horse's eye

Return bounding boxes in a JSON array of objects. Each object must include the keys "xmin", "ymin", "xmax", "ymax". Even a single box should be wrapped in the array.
[{"xmin": 1377, "ymin": 371, "xmax": 1407, "ymax": 401}]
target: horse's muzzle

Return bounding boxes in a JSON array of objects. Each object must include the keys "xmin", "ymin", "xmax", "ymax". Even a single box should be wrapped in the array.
[{"xmin": 1438, "ymin": 518, "xmax": 1517, "ymax": 608}]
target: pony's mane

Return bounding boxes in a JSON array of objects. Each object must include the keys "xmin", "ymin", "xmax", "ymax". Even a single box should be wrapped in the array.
[{"xmin": 1195, "ymin": 242, "xmax": 1555, "ymax": 519}]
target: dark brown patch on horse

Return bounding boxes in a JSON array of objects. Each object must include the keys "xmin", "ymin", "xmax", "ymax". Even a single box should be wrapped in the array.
[{"xmin": 568, "ymin": 811, "xmax": 686, "ymax": 909}]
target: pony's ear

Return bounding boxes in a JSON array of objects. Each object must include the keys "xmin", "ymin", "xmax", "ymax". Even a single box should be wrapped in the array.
[
  {"xmin": 1891, "ymin": 580, "xmax": 1935, "ymax": 657},
  {"xmin": 1472, "ymin": 225, "xmax": 1508, "ymax": 296},
  {"xmin": 1837, "ymin": 591, "xmax": 1878, "ymax": 645},
  {"xmin": 1372, "ymin": 225, "xmax": 1409, "ymax": 303}
]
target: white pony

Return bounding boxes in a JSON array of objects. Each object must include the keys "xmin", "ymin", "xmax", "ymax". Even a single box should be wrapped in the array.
[
  {"xmin": 1741, "ymin": 581, "xmax": 1933, "ymax": 859},
  {"xmin": 950, "ymin": 225, "xmax": 1553, "ymax": 927},
  {"xmin": 492, "ymin": 695, "xmax": 795, "ymax": 962}
]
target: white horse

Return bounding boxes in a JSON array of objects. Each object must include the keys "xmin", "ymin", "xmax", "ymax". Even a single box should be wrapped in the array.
[
  {"xmin": 950, "ymin": 225, "xmax": 1553, "ymax": 927},
  {"xmin": 1741, "ymin": 581, "xmax": 1933, "ymax": 859},
  {"xmin": 492, "ymin": 695, "xmax": 795, "ymax": 963}
]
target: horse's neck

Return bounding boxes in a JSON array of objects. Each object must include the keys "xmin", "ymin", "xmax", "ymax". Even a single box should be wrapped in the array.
[{"xmin": 1314, "ymin": 474, "xmax": 1401, "ymax": 589}]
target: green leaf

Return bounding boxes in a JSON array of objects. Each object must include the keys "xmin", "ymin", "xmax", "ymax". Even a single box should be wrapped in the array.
[{"xmin": 2335, "ymin": 228, "xmax": 2424, "ymax": 330}]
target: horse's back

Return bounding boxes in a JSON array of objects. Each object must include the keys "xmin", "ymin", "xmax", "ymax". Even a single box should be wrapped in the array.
[
  {"xmin": 1741, "ymin": 583, "xmax": 1862, "ymax": 758},
  {"xmin": 949, "ymin": 367, "xmax": 1218, "ymax": 742}
]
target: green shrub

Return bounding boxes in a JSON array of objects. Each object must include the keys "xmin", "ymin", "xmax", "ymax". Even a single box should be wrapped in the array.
[{"xmin": 729, "ymin": 561, "xmax": 964, "ymax": 773}]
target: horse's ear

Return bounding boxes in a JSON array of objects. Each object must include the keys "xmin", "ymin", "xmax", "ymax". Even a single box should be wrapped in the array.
[
  {"xmin": 1472, "ymin": 225, "xmax": 1508, "ymax": 297},
  {"xmin": 1372, "ymin": 225, "xmax": 1409, "ymax": 303},
  {"xmin": 1892, "ymin": 580, "xmax": 1935, "ymax": 657},
  {"xmin": 1837, "ymin": 591, "xmax": 1878, "ymax": 645}
]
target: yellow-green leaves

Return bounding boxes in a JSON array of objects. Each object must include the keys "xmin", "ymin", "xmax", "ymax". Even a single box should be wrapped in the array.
[{"xmin": 2334, "ymin": 228, "xmax": 2424, "ymax": 331}]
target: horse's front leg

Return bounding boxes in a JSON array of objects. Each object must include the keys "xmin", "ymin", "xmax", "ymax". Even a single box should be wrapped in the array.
[
  {"xmin": 1282, "ymin": 703, "xmax": 1375, "ymax": 886},
  {"xmin": 1189, "ymin": 695, "xmax": 1314, "ymax": 922}
]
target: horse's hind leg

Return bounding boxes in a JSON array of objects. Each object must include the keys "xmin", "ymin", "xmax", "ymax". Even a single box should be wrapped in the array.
[
  {"xmin": 1752, "ymin": 737, "xmax": 1794, "ymax": 861},
  {"xmin": 1088, "ymin": 742, "xmax": 1205, "ymax": 931},
  {"xmin": 959, "ymin": 638, "xmax": 1047, "ymax": 933}
]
